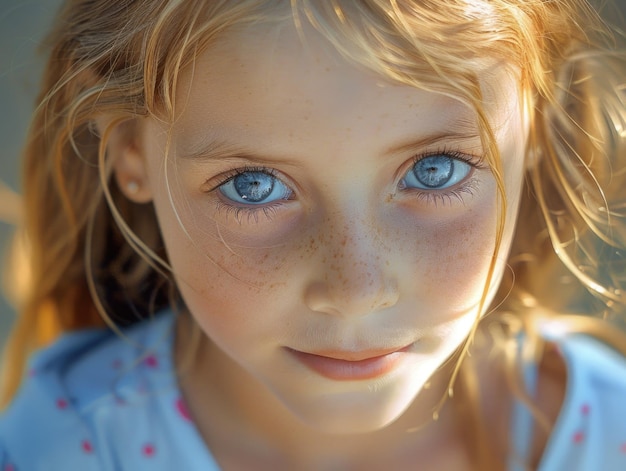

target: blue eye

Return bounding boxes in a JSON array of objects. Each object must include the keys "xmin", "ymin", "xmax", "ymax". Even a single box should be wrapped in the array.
[
  {"xmin": 219, "ymin": 170, "xmax": 292, "ymax": 205},
  {"xmin": 401, "ymin": 154, "xmax": 472, "ymax": 190}
]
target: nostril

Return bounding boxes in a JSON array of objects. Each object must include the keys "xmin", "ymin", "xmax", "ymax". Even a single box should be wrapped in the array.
[
  {"xmin": 304, "ymin": 275, "xmax": 399, "ymax": 317},
  {"xmin": 376, "ymin": 287, "xmax": 400, "ymax": 311}
]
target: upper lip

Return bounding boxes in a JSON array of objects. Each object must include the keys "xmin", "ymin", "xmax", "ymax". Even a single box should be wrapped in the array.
[{"xmin": 289, "ymin": 345, "xmax": 412, "ymax": 362}]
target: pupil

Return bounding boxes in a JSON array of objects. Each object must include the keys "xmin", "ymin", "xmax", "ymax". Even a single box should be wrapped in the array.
[
  {"xmin": 234, "ymin": 172, "xmax": 274, "ymax": 202},
  {"xmin": 414, "ymin": 156, "xmax": 453, "ymax": 188}
]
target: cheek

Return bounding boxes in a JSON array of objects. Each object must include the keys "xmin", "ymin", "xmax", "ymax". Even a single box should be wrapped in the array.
[
  {"xmin": 166, "ymin": 239, "xmax": 292, "ymax": 356},
  {"xmin": 166, "ymin": 230, "xmax": 290, "ymax": 306},
  {"xmin": 153, "ymin": 194, "xmax": 306, "ymax": 346},
  {"xmin": 406, "ymin": 202, "xmax": 500, "ymax": 314}
]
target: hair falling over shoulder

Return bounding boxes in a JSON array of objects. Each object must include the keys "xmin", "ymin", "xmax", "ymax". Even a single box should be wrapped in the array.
[{"xmin": 1, "ymin": 0, "xmax": 625, "ymax": 407}]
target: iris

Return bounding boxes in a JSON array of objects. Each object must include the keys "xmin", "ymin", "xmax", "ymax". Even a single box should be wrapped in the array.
[
  {"xmin": 219, "ymin": 170, "xmax": 292, "ymax": 204},
  {"xmin": 402, "ymin": 155, "xmax": 471, "ymax": 190}
]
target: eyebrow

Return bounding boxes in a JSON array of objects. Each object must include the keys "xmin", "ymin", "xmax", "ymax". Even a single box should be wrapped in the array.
[
  {"xmin": 178, "ymin": 139, "xmax": 296, "ymax": 166},
  {"xmin": 179, "ymin": 130, "xmax": 481, "ymax": 165},
  {"xmin": 383, "ymin": 131, "xmax": 481, "ymax": 157}
]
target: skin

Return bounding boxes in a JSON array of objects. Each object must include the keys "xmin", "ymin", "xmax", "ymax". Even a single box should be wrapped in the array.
[{"xmin": 111, "ymin": 19, "xmax": 532, "ymax": 469}]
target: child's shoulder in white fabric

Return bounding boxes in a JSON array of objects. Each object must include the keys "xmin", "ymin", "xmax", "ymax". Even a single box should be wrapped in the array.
[
  {"xmin": 0, "ymin": 311, "xmax": 219, "ymax": 471},
  {"xmin": 511, "ymin": 324, "xmax": 626, "ymax": 471}
]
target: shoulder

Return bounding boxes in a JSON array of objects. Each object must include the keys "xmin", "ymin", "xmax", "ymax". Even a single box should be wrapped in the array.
[
  {"xmin": 475, "ymin": 314, "xmax": 626, "ymax": 469},
  {"xmin": 534, "ymin": 315, "xmax": 626, "ymax": 430},
  {"xmin": 514, "ymin": 315, "xmax": 626, "ymax": 470},
  {"xmin": 0, "ymin": 311, "xmax": 177, "ymax": 470},
  {"xmin": 537, "ymin": 319, "xmax": 626, "ymax": 469}
]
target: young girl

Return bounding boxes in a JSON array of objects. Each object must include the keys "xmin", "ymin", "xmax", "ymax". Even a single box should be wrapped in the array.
[{"xmin": 1, "ymin": 0, "xmax": 625, "ymax": 469}]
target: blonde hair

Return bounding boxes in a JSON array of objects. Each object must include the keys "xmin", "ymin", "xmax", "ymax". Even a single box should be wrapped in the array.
[{"xmin": 1, "ymin": 0, "xmax": 625, "ymax": 440}]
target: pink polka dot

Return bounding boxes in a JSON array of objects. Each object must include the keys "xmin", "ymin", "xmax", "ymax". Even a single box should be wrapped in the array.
[
  {"xmin": 112, "ymin": 359, "xmax": 123, "ymax": 369},
  {"xmin": 56, "ymin": 398, "xmax": 68, "ymax": 409},
  {"xmin": 28, "ymin": 369, "xmax": 36, "ymax": 377},
  {"xmin": 143, "ymin": 354, "xmax": 158, "ymax": 368},
  {"xmin": 4, "ymin": 464, "xmax": 15, "ymax": 471},
  {"xmin": 580, "ymin": 403, "xmax": 590, "ymax": 415},
  {"xmin": 82, "ymin": 440, "xmax": 94, "ymax": 453},
  {"xmin": 572, "ymin": 431, "xmax": 584, "ymax": 444},
  {"xmin": 620, "ymin": 443, "xmax": 626, "ymax": 453},
  {"xmin": 142, "ymin": 443, "xmax": 156, "ymax": 457},
  {"xmin": 176, "ymin": 397, "xmax": 192, "ymax": 422}
]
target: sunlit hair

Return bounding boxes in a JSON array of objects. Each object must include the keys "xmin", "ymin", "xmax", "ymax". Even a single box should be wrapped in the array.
[{"xmin": 2, "ymin": 1, "xmax": 625, "ymax": 463}]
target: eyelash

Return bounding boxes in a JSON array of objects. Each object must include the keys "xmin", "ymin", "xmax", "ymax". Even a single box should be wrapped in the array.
[
  {"xmin": 209, "ymin": 166, "xmax": 290, "ymax": 224},
  {"xmin": 208, "ymin": 150, "xmax": 484, "ymax": 223},
  {"xmin": 401, "ymin": 149, "xmax": 484, "ymax": 206}
]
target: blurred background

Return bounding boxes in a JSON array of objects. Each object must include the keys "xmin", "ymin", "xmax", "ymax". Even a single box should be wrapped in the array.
[
  {"xmin": 0, "ymin": 1, "xmax": 625, "ymax": 363},
  {"xmin": 0, "ymin": 0, "xmax": 64, "ymax": 356}
]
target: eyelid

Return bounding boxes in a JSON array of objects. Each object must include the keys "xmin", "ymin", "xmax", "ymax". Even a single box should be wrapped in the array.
[
  {"xmin": 204, "ymin": 165, "xmax": 286, "ymax": 193},
  {"xmin": 395, "ymin": 147, "xmax": 484, "ymax": 185},
  {"xmin": 205, "ymin": 166, "xmax": 296, "ymax": 224},
  {"xmin": 411, "ymin": 148, "xmax": 485, "ymax": 167}
]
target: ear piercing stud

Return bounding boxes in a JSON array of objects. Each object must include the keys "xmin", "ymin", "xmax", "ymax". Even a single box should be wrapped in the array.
[{"xmin": 126, "ymin": 181, "xmax": 140, "ymax": 194}]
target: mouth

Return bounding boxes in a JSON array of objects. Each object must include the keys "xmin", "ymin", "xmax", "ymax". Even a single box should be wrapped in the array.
[{"xmin": 286, "ymin": 344, "xmax": 413, "ymax": 381}]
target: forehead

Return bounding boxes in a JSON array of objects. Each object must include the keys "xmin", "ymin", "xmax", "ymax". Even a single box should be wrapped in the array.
[{"xmin": 171, "ymin": 19, "xmax": 521, "ymax": 154}]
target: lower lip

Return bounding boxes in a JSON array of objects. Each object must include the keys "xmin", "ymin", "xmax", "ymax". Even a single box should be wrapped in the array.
[{"xmin": 288, "ymin": 346, "xmax": 412, "ymax": 381}]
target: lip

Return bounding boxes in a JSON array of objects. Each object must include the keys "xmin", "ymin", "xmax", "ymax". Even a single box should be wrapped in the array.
[{"xmin": 287, "ymin": 344, "xmax": 413, "ymax": 381}]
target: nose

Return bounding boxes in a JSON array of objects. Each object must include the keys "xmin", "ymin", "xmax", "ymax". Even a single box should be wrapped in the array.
[{"xmin": 303, "ymin": 216, "xmax": 400, "ymax": 318}]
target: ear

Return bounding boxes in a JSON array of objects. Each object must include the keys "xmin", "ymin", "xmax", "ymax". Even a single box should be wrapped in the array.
[{"xmin": 95, "ymin": 117, "xmax": 153, "ymax": 203}]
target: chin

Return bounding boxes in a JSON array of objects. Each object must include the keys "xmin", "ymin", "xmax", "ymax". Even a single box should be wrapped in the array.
[{"xmin": 276, "ymin": 370, "xmax": 429, "ymax": 435}]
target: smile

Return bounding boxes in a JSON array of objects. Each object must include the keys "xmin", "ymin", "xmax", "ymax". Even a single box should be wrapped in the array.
[{"xmin": 287, "ymin": 344, "xmax": 413, "ymax": 381}]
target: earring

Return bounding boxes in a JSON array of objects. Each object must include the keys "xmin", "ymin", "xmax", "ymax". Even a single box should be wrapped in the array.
[{"xmin": 126, "ymin": 181, "xmax": 140, "ymax": 194}]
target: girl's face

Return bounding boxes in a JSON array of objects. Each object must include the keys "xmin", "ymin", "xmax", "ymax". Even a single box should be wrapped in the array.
[{"xmin": 132, "ymin": 21, "xmax": 528, "ymax": 433}]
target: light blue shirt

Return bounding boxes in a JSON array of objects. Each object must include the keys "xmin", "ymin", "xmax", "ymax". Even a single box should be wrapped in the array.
[
  {"xmin": 0, "ymin": 312, "xmax": 218, "ymax": 470},
  {"xmin": 508, "ymin": 325, "xmax": 626, "ymax": 470},
  {"xmin": 1, "ymin": 311, "xmax": 626, "ymax": 470}
]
